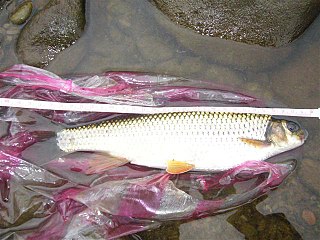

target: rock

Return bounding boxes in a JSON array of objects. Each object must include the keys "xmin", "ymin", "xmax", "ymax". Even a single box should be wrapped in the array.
[
  {"xmin": 152, "ymin": 0, "xmax": 320, "ymax": 47},
  {"xmin": 270, "ymin": 36, "xmax": 319, "ymax": 108},
  {"xmin": 33, "ymin": 0, "xmax": 50, "ymax": 10},
  {"xmin": 152, "ymin": 5, "xmax": 293, "ymax": 71},
  {"xmin": 303, "ymin": 124, "xmax": 320, "ymax": 160},
  {"xmin": 155, "ymin": 58, "xmax": 184, "ymax": 76},
  {"xmin": 204, "ymin": 64, "xmax": 244, "ymax": 87},
  {"xmin": 256, "ymin": 171, "xmax": 319, "ymax": 239},
  {"xmin": 6, "ymin": 25, "xmax": 20, "ymax": 35},
  {"xmin": 16, "ymin": 0, "xmax": 86, "ymax": 68},
  {"xmin": 9, "ymin": 0, "xmax": 33, "ymax": 25},
  {"xmin": 0, "ymin": 27, "xmax": 5, "ymax": 35},
  {"xmin": 228, "ymin": 199, "xmax": 303, "ymax": 240},
  {"xmin": 0, "ymin": 122, "xmax": 8, "ymax": 138},
  {"xmin": 301, "ymin": 209, "xmax": 317, "ymax": 225},
  {"xmin": 179, "ymin": 214, "xmax": 243, "ymax": 240},
  {"xmin": 154, "ymin": 56, "xmax": 205, "ymax": 77},
  {"xmin": 137, "ymin": 35, "xmax": 173, "ymax": 63},
  {"xmin": 298, "ymin": 158, "xmax": 320, "ymax": 195},
  {"xmin": 0, "ymin": 45, "xmax": 3, "ymax": 58},
  {"xmin": 0, "ymin": 0, "xmax": 14, "ymax": 10},
  {"xmin": 46, "ymin": 34, "xmax": 88, "ymax": 75}
]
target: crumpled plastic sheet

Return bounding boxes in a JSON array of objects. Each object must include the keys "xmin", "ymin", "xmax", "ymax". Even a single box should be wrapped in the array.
[{"xmin": 0, "ymin": 64, "xmax": 297, "ymax": 239}]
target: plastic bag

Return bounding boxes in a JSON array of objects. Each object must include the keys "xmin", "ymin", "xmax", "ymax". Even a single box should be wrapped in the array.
[{"xmin": 0, "ymin": 65, "xmax": 297, "ymax": 239}]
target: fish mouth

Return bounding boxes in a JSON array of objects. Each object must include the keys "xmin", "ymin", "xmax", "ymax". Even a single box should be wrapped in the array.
[
  {"xmin": 297, "ymin": 129, "xmax": 309, "ymax": 143},
  {"xmin": 300, "ymin": 129, "xmax": 308, "ymax": 141}
]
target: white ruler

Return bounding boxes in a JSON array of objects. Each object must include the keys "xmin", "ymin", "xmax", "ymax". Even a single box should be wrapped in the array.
[{"xmin": 0, "ymin": 98, "xmax": 319, "ymax": 118}]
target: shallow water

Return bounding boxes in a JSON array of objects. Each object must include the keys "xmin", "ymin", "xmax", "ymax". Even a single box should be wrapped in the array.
[{"xmin": 0, "ymin": 1, "xmax": 319, "ymax": 239}]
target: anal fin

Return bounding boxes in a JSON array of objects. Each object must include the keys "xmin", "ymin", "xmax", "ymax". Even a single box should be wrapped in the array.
[
  {"xmin": 85, "ymin": 152, "xmax": 129, "ymax": 174},
  {"xmin": 166, "ymin": 160, "xmax": 194, "ymax": 174}
]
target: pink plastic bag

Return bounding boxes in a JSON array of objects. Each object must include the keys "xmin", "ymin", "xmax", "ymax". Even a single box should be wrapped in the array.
[{"xmin": 0, "ymin": 65, "xmax": 297, "ymax": 239}]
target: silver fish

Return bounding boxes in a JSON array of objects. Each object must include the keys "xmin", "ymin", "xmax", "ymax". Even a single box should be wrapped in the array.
[{"xmin": 57, "ymin": 112, "xmax": 307, "ymax": 174}]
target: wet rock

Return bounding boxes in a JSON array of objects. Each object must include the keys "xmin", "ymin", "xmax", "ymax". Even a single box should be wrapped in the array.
[
  {"xmin": 301, "ymin": 209, "xmax": 317, "ymax": 225},
  {"xmin": 303, "ymin": 126, "xmax": 320, "ymax": 160},
  {"xmin": 124, "ymin": 222, "xmax": 180, "ymax": 240},
  {"xmin": 5, "ymin": 25, "xmax": 20, "ymax": 35},
  {"xmin": 204, "ymin": 64, "xmax": 244, "ymax": 87},
  {"xmin": 298, "ymin": 158, "xmax": 320, "ymax": 195},
  {"xmin": 16, "ymin": 0, "xmax": 86, "ymax": 68},
  {"xmin": 47, "ymin": 34, "xmax": 88, "ymax": 75},
  {"xmin": 77, "ymin": 53, "xmax": 144, "ymax": 75},
  {"xmin": 179, "ymin": 214, "xmax": 242, "ymax": 240},
  {"xmin": 256, "ymin": 172, "xmax": 320, "ymax": 239},
  {"xmin": 152, "ymin": 0, "xmax": 320, "ymax": 47},
  {"xmin": 137, "ymin": 35, "xmax": 173, "ymax": 63},
  {"xmin": 33, "ymin": 0, "xmax": 50, "ymax": 10},
  {"xmin": 0, "ymin": 47, "xmax": 3, "ymax": 62},
  {"xmin": 9, "ymin": 0, "xmax": 33, "ymax": 25},
  {"xmin": 228, "ymin": 198, "xmax": 303, "ymax": 240},
  {"xmin": 152, "ymin": 6, "xmax": 293, "ymax": 71},
  {"xmin": 155, "ymin": 56, "xmax": 205, "ymax": 77},
  {"xmin": 0, "ymin": 0, "xmax": 14, "ymax": 9},
  {"xmin": 0, "ymin": 122, "xmax": 8, "ymax": 138},
  {"xmin": 270, "ymin": 38, "xmax": 319, "ymax": 108},
  {"xmin": 155, "ymin": 58, "xmax": 184, "ymax": 76}
]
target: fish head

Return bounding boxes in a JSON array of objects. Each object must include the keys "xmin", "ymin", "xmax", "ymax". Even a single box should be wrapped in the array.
[{"xmin": 266, "ymin": 118, "xmax": 307, "ymax": 151}]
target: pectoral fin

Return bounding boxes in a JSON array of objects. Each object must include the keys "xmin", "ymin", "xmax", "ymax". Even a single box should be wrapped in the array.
[
  {"xmin": 239, "ymin": 138, "xmax": 271, "ymax": 148},
  {"xmin": 166, "ymin": 160, "xmax": 194, "ymax": 174}
]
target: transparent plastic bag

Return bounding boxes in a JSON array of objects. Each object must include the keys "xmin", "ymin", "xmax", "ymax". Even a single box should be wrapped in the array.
[{"xmin": 0, "ymin": 65, "xmax": 297, "ymax": 239}]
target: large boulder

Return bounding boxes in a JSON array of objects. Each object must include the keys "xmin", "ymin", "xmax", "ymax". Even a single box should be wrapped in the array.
[
  {"xmin": 16, "ymin": 0, "xmax": 85, "ymax": 67},
  {"xmin": 152, "ymin": 0, "xmax": 320, "ymax": 47}
]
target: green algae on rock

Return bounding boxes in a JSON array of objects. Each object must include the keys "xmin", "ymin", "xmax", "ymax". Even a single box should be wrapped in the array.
[
  {"xmin": 152, "ymin": 0, "xmax": 320, "ymax": 47},
  {"xmin": 9, "ymin": 0, "xmax": 33, "ymax": 25},
  {"xmin": 16, "ymin": 0, "xmax": 85, "ymax": 68}
]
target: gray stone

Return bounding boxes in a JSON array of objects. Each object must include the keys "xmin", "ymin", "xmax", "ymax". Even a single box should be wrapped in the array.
[
  {"xmin": 298, "ymin": 158, "xmax": 320, "ymax": 195},
  {"xmin": 16, "ymin": 0, "xmax": 86, "ymax": 68},
  {"xmin": 204, "ymin": 64, "xmax": 244, "ymax": 87},
  {"xmin": 33, "ymin": 0, "xmax": 50, "ymax": 10},
  {"xmin": 46, "ymin": 35, "xmax": 88, "ymax": 75},
  {"xmin": 152, "ymin": 0, "xmax": 320, "ymax": 47},
  {"xmin": 179, "ymin": 214, "xmax": 243, "ymax": 240},
  {"xmin": 137, "ymin": 35, "xmax": 174, "ymax": 63},
  {"xmin": 270, "ymin": 39, "xmax": 320, "ymax": 109},
  {"xmin": 152, "ymin": 7, "xmax": 293, "ymax": 71}
]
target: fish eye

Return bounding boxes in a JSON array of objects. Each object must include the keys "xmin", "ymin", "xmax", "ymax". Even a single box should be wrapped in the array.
[{"xmin": 286, "ymin": 121, "xmax": 300, "ymax": 133}]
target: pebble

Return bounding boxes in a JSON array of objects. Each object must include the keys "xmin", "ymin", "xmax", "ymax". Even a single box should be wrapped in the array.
[
  {"xmin": 9, "ymin": 0, "xmax": 33, "ymax": 25},
  {"xmin": 301, "ymin": 209, "xmax": 316, "ymax": 225}
]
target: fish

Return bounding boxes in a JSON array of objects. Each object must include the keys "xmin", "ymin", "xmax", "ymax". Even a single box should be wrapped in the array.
[{"xmin": 56, "ymin": 111, "xmax": 307, "ymax": 174}]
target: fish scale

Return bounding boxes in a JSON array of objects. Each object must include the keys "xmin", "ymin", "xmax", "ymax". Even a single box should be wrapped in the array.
[{"xmin": 56, "ymin": 111, "xmax": 275, "ymax": 171}]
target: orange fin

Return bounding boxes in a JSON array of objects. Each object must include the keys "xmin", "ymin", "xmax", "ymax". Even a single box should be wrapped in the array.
[
  {"xmin": 239, "ymin": 138, "xmax": 270, "ymax": 148},
  {"xmin": 166, "ymin": 160, "xmax": 194, "ymax": 174},
  {"xmin": 85, "ymin": 152, "xmax": 129, "ymax": 175}
]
